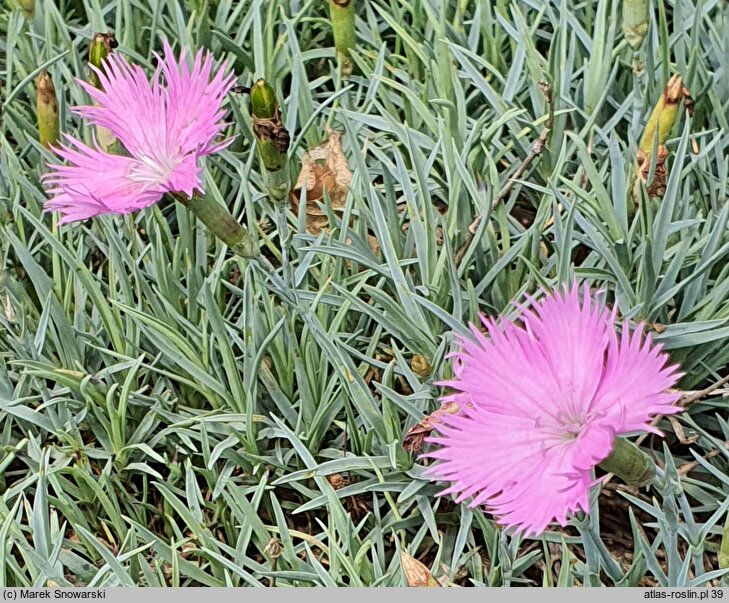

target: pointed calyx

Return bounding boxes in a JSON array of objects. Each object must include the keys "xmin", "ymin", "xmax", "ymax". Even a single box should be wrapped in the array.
[
  {"xmin": 88, "ymin": 32, "xmax": 118, "ymax": 90},
  {"xmin": 36, "ymin": 70, "xmax": 60, "ymax": 148},
  {"xmin": 172, "ymin": 193, "xmax": 259, "ymax": 259},
  {"xmin": 598, "ymin": 437, "xmax": 656, "ymax": 486},
  {"xmin": 250, "ymin": 79, "xmax": 290, "ymax": 173},
  {"xmin": 634, "ymin": 75, "xmax": 694, "ymax": 200}
]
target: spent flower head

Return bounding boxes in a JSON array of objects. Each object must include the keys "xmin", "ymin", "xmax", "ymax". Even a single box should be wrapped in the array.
[
  {"xmin": 425, "ymin": 283, "xmax": 683, "ymax": 536},
  {"xmin": 43, "ymin": 41, "xmax": 235, "ymax": 223}
]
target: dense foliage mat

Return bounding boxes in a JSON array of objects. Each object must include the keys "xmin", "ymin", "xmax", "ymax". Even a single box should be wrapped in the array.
[{"xmin": 1, "ymin": 0, "xmax": 729, "ymax": 587}]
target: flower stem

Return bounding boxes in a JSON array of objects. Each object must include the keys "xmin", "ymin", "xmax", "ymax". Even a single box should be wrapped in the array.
[
  {"xmin": 328, "ymin": 0, "xmax": 355, "ymax": 75},
  {"xmin": 173, "ymin": 193, "xmax": 259, "ymax": 258},
  {"xmin": 598, "ymin": 437, "xmax": 656, "ymax": 486},
  {"xmin": 249, "ymin": 79, "xmax": 292, "ymax": 283},
  {"xmin": 621, "ymin": 0, "xmax": 649, "ymax": 50}
]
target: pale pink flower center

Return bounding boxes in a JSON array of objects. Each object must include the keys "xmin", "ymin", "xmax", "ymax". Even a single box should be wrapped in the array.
[
  {"xmin": 129, "ymin": 152, "xmax": 182, "ymax": 186},
  {"xmin": 538, "ymin": 409, "xmax": 608, "ymax": 446},
  {"xmin": 562, "ymin": 420, "xmax": 584, "ymax": 439}
]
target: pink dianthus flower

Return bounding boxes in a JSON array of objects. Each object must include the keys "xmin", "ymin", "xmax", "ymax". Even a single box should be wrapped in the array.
[
  {"xmin": 43, "ymin": 41, "xmax": 236, "ymax": 223},
  {"xmin": 425, "ymin": 283, "xmax": 683, "ymax": 536}
]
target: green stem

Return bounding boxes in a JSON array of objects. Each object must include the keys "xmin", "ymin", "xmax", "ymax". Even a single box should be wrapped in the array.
[
  {"xmin": 170, "ymin": 197, "xmax": 333, "ymax": 412},
  {"xmin": 328, "ymin": 0, "xmax": 355, "ymax": 74},
  {"xmin": 172, "ymin": 193, "xmax": 259, "ymax": 258},
  {"xmin": 598, "ymin": 437, "xmax": 656, "ymax": 486},
  {"xmin": 622, "ymin": 0, "xmax": 649, "ymax": 51},
  {"xmin": 249, "ymin": 80, "xmax": 292, "ymax": 281}
]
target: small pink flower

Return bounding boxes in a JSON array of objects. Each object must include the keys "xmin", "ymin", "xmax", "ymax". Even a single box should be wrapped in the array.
[
  {"xmin": 43, "ymin": 41, "xmax": 236, "ymax": 224},
  {"xmin": 424, "ymin": 283, "xmax": 683, "ymax": 536}
]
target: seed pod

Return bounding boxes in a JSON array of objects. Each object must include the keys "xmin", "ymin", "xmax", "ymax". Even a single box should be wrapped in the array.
[
  {"xmin": 632, "ymin": 75, "xmax": 695, "ymax": 203},
  {"xmin": 88, "ymin": 32, "xmax": 118, "ymax": 90},
  {"xmin": 328, "ymin": 0, "xmax": 355, "ymax": 75},
  {"xmin": 622, "ymin": 0, "xmax": 649, "ymax": 51},
  {"xmin": 639, "ymin": 74, "xmax": 684, "ymax": 154},
  {"xmin": 88, "ymin": 32, "xmax": 119, "ymax": 151},
  {"xmin": 411, "ymin": 354, "xmax": 432, "ymax": 378},
  {"xmin": 250, "ymin": 79, "xmax": 289, "ymax": 174},
  {"xmin": 36, "ymin": 70, "xmax": 60, "ymax": 148}
]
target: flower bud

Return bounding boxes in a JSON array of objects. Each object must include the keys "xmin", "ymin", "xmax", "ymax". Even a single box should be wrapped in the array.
[
  {"xmin": 639, "ymin": 74, "xmax": 684, "ymax": 154},
  {"xmin": 88, "ymin": 32, "xmax": 118, "ymax": 90},
  {"xmin": 88, "ymin": 32, "xmax": 119, "ymax": 151},
  {"xmin": 36, "ymin": 70, "xmax": 60, "ymax": 148},
  {"xmin": 250, "ymin": 79, "xmax": 290, "ymax": 198}
]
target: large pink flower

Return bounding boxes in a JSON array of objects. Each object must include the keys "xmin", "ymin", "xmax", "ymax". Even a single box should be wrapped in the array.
[
  {"xmin": 43, "ymin": 41, "xmax": 236, "ymax": 223},
  {"xmin": 424, "ymin": 283, "xmax": 683, "ymax": 536}
]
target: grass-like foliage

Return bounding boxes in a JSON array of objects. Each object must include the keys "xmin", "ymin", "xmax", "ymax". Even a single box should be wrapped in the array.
[{"xmin": 1, "ymin": 0, "xmax": 729, "ymax": 588}]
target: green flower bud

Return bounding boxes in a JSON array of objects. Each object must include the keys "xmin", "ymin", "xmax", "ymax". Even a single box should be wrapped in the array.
[
  {"xmin": 36, "ymin": 70, "xmax": 60, "ymax": 148},
  {"xmin": 88, "ymin": 32, "xmax": 118, "ymax": 90},
  {"xmin": 250, "ymin": 79, "xmax": 290, "ymax": 182},
  {"xmin": 88, "ymin": 32, "xmax": 119, "ymax": 151}
]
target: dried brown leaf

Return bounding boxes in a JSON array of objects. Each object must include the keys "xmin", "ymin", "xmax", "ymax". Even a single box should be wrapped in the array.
[
  {"xmin": 326, "ymin": 473, "xmax": 351, "ymax": 490},
  {"xmin": 3, "ymin": 294, "xmax": 15, "ymax": 322},
  {"xmin": 648, "ymin": 322, "xmax": 667, "ymax": 334},
  {"xmin": 290, "ymin": 129, "xmax": 352, "ymax": 235},
  {"xmin": 403, "ymin": 401, "xmax": 462, "ymax": 453},
  {"xmin": 401, "ymin": 552, "xmax": 440, "ymax": 587},
  {"xmin": 634, "ymin": 144, "xmax": 670, "ymax": 202}
]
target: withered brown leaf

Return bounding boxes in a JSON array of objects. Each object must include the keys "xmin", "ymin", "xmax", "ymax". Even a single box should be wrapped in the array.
[
  {"xmin": 403, "ymin": 401, "xmax": 463, "ymax": 454},
  {"xmin": 401, "ymin": 552, "xmax": 440, "ymax": 587}
]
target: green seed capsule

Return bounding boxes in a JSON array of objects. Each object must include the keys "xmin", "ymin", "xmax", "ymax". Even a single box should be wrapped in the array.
[
  {"xmin": 36, "ymin": 70, "xmax": 60, "ymax": 148},
  {"xmin": 639, "ymin": 74, "xmax": 684, "ymax": 154},
  {"xmin": 88, "ymin": 32, "xmax": 118, "ymax": 89},
  {"xmin": 250, "ymin": 79, "xmax": 277, "ymax": 120},
  {"xmin": 250, "ymin": 79, "xmax": 289, "ymax": 174}
]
